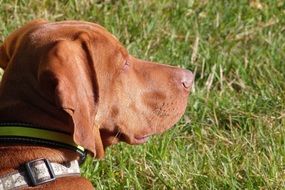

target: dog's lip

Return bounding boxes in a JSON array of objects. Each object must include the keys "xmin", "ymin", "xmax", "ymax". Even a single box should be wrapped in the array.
[{"xmin": 133, "ymin": 135, "xmax": 150, "ymax": 144}]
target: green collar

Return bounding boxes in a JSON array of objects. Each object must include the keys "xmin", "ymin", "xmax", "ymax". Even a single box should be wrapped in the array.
[{"xmin": 0, "ymin": 124, "xmax": 84, "ymax": 152}]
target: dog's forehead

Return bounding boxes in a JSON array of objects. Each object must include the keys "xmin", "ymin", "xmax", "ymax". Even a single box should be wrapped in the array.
[
  {"xmin": 34, "ymin": 22, "xmax": 112, "ymax": 40},
  {"xmin": 30, "ymin": 21, "xmax": 125, "ymax": 52}
]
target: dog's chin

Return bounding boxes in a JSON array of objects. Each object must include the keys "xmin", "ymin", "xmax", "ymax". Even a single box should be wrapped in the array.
[{"xmin": 99, "ymin": 103, "xmax": 188, "ymax": 149}]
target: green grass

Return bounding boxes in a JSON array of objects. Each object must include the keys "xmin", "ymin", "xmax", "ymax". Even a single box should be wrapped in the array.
[{"xmin": 1, "ymin": 0, "xmax": 285, "ymax": 189}]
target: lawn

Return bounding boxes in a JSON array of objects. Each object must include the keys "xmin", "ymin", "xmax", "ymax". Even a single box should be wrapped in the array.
[{"xmin": 0, "ymin": 0, "xmax": 285, "ymax": 189}]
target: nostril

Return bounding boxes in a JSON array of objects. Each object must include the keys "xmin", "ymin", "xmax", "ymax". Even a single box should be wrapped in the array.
[
  {"xmin": 182, "ymin": 80, "xmax": 191, "ymax": 89},
  {"xmin": 181, "ymin": 70, "xmax": 194, "ymax": 90}
]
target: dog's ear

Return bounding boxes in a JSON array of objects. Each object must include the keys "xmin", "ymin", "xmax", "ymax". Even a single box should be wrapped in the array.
[
  {"xmin": 0, "ymin": 44, "xmax": 9, "ymax": 70},
  {"xmin": 0, "ymin": 19, "xmax": 47, "ymax": 70},
  {"xmin": 38, "ymin": 39, "xmax": 104, "ymax": 158}
]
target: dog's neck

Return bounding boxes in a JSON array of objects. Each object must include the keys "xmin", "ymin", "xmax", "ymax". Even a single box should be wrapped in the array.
[
  {"xmin": 0, "ymin": 100, "xmax": 72, "ymax": 133},
  {"xmin": 0, "ymin": 94, "xmax": 79, "ymax": 171}
]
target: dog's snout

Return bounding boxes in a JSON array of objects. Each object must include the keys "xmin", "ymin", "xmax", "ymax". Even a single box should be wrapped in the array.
[{"xmin": 181, "ymin": 70, "xmax": 194, "ymax": 91}]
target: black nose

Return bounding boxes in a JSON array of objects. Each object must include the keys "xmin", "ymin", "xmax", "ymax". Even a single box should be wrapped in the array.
[{"xmin": 181, "ymin": 69, "xmax": 194, "ymax": 91}]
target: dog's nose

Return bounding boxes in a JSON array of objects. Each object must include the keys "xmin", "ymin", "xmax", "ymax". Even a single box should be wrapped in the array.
[{"xmin": 181, "ymin": 69, "xmax": 194, "ymax": 91}]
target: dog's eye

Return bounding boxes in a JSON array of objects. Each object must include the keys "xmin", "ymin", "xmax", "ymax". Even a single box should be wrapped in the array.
[
  {"xmin": 124, "ymin": 60, "xmax": 129, "ymax": 66},
  {"xmin": 123, "ymin": 60, "xmax": 130, "ymax": 70}
]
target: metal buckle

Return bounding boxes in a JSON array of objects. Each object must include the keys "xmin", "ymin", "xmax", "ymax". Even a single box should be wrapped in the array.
[{"xmin": 25, "ymin": 158, "xmax": 56, "ymax": 186}]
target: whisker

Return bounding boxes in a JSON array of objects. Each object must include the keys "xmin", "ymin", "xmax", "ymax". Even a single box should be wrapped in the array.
[{"xmin": 111, "ymin": 130, "xmax": 121, "ymax": 144}]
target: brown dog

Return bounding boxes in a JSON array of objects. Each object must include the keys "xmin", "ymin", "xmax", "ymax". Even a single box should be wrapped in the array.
[{"xmin": 0, "ymin": 20, "xmax": 193, "ymax": 189}]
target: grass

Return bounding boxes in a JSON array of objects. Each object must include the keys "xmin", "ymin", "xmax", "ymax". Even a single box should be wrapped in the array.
[{"xmin": 1, "ymin": 0, "xmax": 285, "ymax": 189}]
